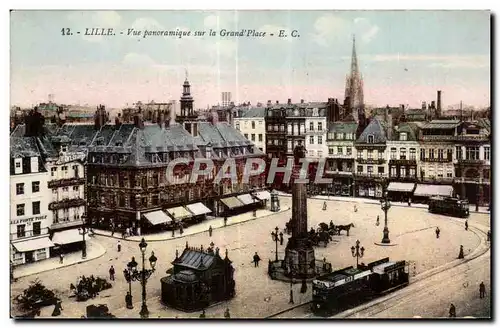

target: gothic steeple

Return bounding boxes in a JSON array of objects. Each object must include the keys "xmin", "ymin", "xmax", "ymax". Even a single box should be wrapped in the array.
[{"xmin": 344, "ymin": 35, "xmax": 365, "ymax": 123}]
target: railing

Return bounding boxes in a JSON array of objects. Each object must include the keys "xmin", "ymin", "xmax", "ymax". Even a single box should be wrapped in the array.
[
  {"xmin": 356, "ymin": 158, "xmax": 386, "ymax": 164},
  {"xmin": 454, "ymin": 177, "xmax": 490, "ymax": 185},
  {"xmin": 457, "ymin": 159, "xmax": 485, "ymax": 165},
  {"xmin": 389, "ymin": 159, "xmax": 417, "ymax": 165},
  {"xmin": 421, "ymin": 157, "xmax": 453, "ymax": 163},
  {"xmin": 51, "ymin": 219, "xmax": 84, "ymax": 230},
  {"xmin": 419, "ymin": 177, "xmax": 455, "ymax": 184},
  {"xmin": 420, "ymin": 135, "xmax": 455, "ymax": 141},
  {"xmin": 48, "ymin": 198, "xmax": 86, "ymax": 211},
  {"xmin": 455, "ymin": 135, "xmax": 489, "ymax": 142},
  {"xmin": 420, "ymin": 135, "xmax": 489, "ymax": 142},
  {"xmin": 355, "ymin": 173, "xmax": 388, "ymax": 178},
  {"xmin": 48, "ymin": 177, "xmax": 86, "ymax": 189},
  {"xmin": 327, "ymin": 154, "xmax": 355, "ymax": 159},
  {"xmin": 11, "ymin": 227, "xmax": 50, "ymax": 240},
  {"xmin": 324, "ymin": 170, "xmax": 354, "ymax": 176}
]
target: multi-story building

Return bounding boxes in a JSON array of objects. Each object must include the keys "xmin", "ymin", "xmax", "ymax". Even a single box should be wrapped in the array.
[
  {"xmin": 325, "ymin": 121, "xmax": 358, "ymax": 196},
  {"xmin": 285, "ymin": 99, "xmax": 306, "ymax": 158},
  {"xmin": 304, "ymin": 104, "xmax": 328, "ymax": 160},
  {"xmin": 354, "ymin": 117, "xmax": 389, "ymax": 198},
  {"xmin": 233, "ymin": 107, "xmax": 266, "ymax": 152},
  {"xmin": 10, "ymin": 133, "xmax": 53, "ymax": 266},
  {"xmin": 387, "ymin": 122, "xmax": 419, "ymax": 182}
]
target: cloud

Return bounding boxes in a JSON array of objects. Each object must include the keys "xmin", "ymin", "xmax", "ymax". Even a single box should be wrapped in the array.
[
  {"xmin": 312, "ymin": 14, "xmax": 347, "ymax": 47},
  {"xmin": 353, "ymin": 17, "xmax": 379, "ymax": 43}
]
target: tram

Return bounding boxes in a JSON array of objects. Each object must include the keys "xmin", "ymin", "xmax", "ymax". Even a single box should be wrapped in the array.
[
  {"xmin": 311, "ymin": 257, "xmax": 409, "ymax": 315},
  {"xmin": 428, "ymin": 196, "xmax": 469, "ymax": 218}
]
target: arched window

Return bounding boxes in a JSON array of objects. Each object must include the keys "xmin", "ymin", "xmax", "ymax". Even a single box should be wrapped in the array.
[{"xmin": 367, "ymin": 135, "xmax": 374, "ymax": 143}]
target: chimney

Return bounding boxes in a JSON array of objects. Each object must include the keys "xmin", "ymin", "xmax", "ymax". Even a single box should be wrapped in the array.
[
  {"xmin": 276, "ymin": 100, "xmax": 279, "ymax": 104},
  {"xmin": 301, "ymin": 99, "xmax": 304, "ymax": 104},
  {"xmin": 421, "ymin": 101, "xmax": 426, "ymax": 110},
  {"xmin": 158, "ymin": 110, "xmax": 164, "ymax": 129},
  {"xmin": 267, "ymin": 100, "xmax": 272, "ymax": 106},
  {"xmin": 437, "ymin": 90, "xmax": 442, "ymax": 117},
  {"xmin": 431, "ymin": 101, "xmax": 436, "ymax": 109},
  {"xmin": 115, "ymin": 113, "xmax": 122, "ymax": 128},
  {"xmin": 287, "ymin": 98, "xmax": 292, "ymax": 105},
  {"xmin": 133, "ymin": 107, "xmax": 144, "ymax": 129}
]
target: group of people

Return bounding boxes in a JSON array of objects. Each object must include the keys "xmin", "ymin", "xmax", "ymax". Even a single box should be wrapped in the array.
[
  {"xmin": 449, "ymin": 282, "xmax": 487, "ymax": 317},
  {"xmin": 110, "ymin": 219, "xmax": 140, "ymax": 239},
  {"xmin": 70, "ymin": 275, "xmax": 107, "ymax": 300}
]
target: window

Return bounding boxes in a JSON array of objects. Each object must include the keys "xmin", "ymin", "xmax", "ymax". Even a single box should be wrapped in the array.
[
  {"xmin": 447, "ymin": 149, "xmax": 453, "ymax": 161},
  {"xmin": 437, "ymin": 149, "xmax": 444, "ymax": 159},
  {"xmin": 378, "ymin": 151, "xmax": 384, "ymax": 160},
  {"xmin": 235, "ymin": 122, "xmax": 240, "ymax": 130},
  {"xmin": 447, "ymin": 172, "xmax": 453, "ymax": 178},
  {"xmin": 309, "ymin": 136, "xmax": 314, "ymax": 144},
  {"xmin": 317, "ymin": 151, "xmax": 323, "ymax": 158},
  {"xmin": 15, "ymin": 161, "xmax": 21, "ymax": 168},
  {"xmin": 244, "ymin": 133, "xmax": 248, "ymax": 139},
  {"xmin": 318, "ymin": 122, "xmax": 323, "ymax": 131},
  {"xmin": 400, "ymin": 167, "xmax": 406, "ymax": 177},
  {"xmin": 119, "ymin": 195, "xmax": 125, "ymax": 207},
  {"xmin": 456, "ymin": 146, "xmax": 462, "ymax": 160},
  {"xmin": 337, "ymin": 133, "xmax": 344, "ymax": 140},
  {"xmin": 347, "ymin": 147, "xmax": 352, "ymax": 156},
  {"xmin": 309, "ymin": 122, "xmax": 314, "ymax": 131},
  {"xmin": 465, "ymin": 147, "xmax": 480, "ymax": 160},
  {"xmin": 73, "ymin": 186, "xmax": 79, "ymax": 192},
  {"xmin": 251, "ymin": 121, "xmax": 255, "ymax": 129},
  {"xmin": 16, "ymin": 183, "xmax": 24, "ymax": 195},
  {"xmin": 51, "ymin": 167, "xmax": 57, "ymax": 176},
  {"xmin": 409, "ymin": 167, "xmax": 416, "ymax": 177},
  {"xmin": 309, "ymin": 150, "xmax": 316, "ymax": 157},
  {"xmin": 400, "ymin": 148, "xmax": 406, "ymax": 160},
  {"xmin": 318, "ymin": 136, "xmax": 323, "ymax": 144},
  {"xmin": 329, "ymin": 147, "xmax": 334, "ymax": 155},
  {"xmin": 367, "ymin": 166, "xmax": 373, "ymax": 174},
  {"xmin": 152, "ymin": 195, "xmax": 159, "ymax": 206},
  {"xmin": 429, "ymin": 149, "xmax": 435, "ymax": 159},
  {"xmin": 378, "ymin": 166, "xmax": 385, "ymax": 174},
  {"xmin": 251, "ymin": 134, "xmax": 255, "ymax": 141},
  {"xmin": 337, "ymin": 147, "xmax": 343, "ymax": 155},
  {"xmin": 367, "ymin": 149, "xmax": 373, "ymax": 159},
  {"xmin": 258, "ymin": 134, "xmax": 263, "ymax": 142},
  {"xmin": 32, "ymin": 201, "xmax": 41, "ymax": 215},
  {"xmin": 357, "ymin": 166, "xmax": 363, "ymax": 173},
  {"xmin": 391, "ymin": 166, "xmax": 397, "ymax": 177},
  {"xmin": 32, "ymin": 181, "xmax": 40, "ymax": 193},
  {"xmin": 17, "ymin": 225, "xmax": 25, "ymax": 238},
  {"xmin": 420, "ymin": 149, "xmax": 425, "ymax": 161},
  {"xmin": 17, "ymin": 204, "xmax": 25, "ymax": 216},
  {"xmin": 288, "ymin": 140, "xmax": 293, "ymax": 151},
  {"xmin": 357, "ymin": 151, "xmax": 363, "ymax": 159},
  {"xmin": 400, "ymin": 132, "xmax": 407, "ymax": 141},
  {"xmin": 484, "ymin": 146, "xmax": 490, "ymax": 160},
  {"xmin": 410, "ymin": 148, "xmax": 416, "ymax": 160},
  {"xmin": 33, "ymin": 222, "xmax": 41, "ymax": 236},
  {"xmin": 390, "ymin": 148, "xmax": 397, "ymax": 159},
  {"xmin": 367, "ymin": 135, "xmax": 374, "ymax": 143}
]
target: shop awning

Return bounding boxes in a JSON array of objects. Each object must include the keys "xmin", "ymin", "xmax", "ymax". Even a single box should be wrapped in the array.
[
  {"xmin": 237, "ymin": 194, "xmax": 257, "ymax": 205},
  {"xmin": 186, "ymin": 203, "xmax": 212, "ymax": 216},
  {"xmin": 387, "ymin": 182, "xmax": 416, "ymax": 193},
  {"xmin": 52, "ymin": 229, "xmax": 83, "ymax": 245},
  {"xmin": 414, "ymin": 184, "xmax": 454, "ymax": 197},
  {"xmin": 221, "ymin": 196, "xmax": 245, "ymax": 209},
  {"xmin": 255, "ymin": 190, "xmax": 271, "ymax": 200},
  {"xmin": 143, "ymin": 210, "xmax": 172, "ymax": 225},
  {"xmin": 166, "ymin": 206, "xmax": 193, "ymax": 220},
  {"xmin": 12, "ymin": 237, "xmax": 55, "ymax": 252}
]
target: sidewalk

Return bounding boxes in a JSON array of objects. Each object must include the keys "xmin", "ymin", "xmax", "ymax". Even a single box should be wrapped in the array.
[
  {"xmin": 13, "ymin": 238, "xmax": 106, "ymax": 279},
  {"xmin": 274, "ymin": 191, "xmax": 490, "ymax": 214},
  {"xmin": 93, "ymin": 206, "xmax": 291, "ymax": 242}
]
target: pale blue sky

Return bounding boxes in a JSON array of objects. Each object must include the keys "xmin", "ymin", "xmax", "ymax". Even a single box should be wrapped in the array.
[{"xmin": 10, "ymin": 10, "xmax": 491, "ymax": 108}]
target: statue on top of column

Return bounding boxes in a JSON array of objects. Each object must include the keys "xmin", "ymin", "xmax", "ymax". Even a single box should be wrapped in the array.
[{"xmin": 293, "ymin": 141, "xmax": 306, "ymax": 166}]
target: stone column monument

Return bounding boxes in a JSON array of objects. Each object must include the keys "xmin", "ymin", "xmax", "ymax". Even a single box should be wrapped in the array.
[{"xmin": 283, "ymin": 142, "xmax": 316, "ymax": 279}]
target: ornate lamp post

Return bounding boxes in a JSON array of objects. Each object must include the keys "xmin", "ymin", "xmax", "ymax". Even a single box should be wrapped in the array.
[
  {"xmin": 123, "ymin": 257, "xmax": 138, "ymax": 309},
  {"xmin": 122, "ymin": 238, "xmax": 157, "ymax": 318},
  {"xmin": 271, "ymin": 226, "xmax": 279, "ymax": 261},
  {"xmin": 351, "ymin": 240, "xmax": 365, "ymax": 267},
  {"xmin": 78, "ymin": 221, "xmax": 89, "ymax": 259},
  {"xmin": 379, "ymin": 190, "xmax": 392, "ymax": 244}
]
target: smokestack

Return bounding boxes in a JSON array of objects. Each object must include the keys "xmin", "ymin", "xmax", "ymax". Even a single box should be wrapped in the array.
[
  {"xmin": 301, "ymin": 99, "xmax": 304, "ymax": 104},
  {"xmin": 437, "ymin": 90, "xmax": 442, "ymax": 117},
  {"xmin": 287, "ymin": 98, "xmax": 292, "ymax": 105},
  {"xmin": 276, "ymin": 100, "xmax": 279, "ymax": 104},
  {"xmin": 422, "ymin": 101, "xmax": 426, "ymax": 110}
]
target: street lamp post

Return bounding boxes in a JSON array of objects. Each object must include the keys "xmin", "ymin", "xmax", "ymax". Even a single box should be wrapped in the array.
[
  {"xmin": 78, "ymin": 222, "xmax": 89, "ymax": 259},
  {"xmin": 379, "ymin": 190, "xmax": 392, "ymax": 244},
  {"xmin": 271, "ymin": 226, "xmax": 279, "ymax": 262},
  {"xmin": 123, "ymin": 257, "xmax": 138, "ymax": 309},
  {"xmin": 122, "ymin": 238, "xmax": 157, "ymax": 318},
  {"xmin": 351, "ymin": 240, "xmax": 365, "ymax": 268}
]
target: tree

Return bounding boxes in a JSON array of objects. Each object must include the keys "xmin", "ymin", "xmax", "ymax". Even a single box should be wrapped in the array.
[{"xmin": 15, "ymin": 279, "xmax": 59, "ymax": 311}]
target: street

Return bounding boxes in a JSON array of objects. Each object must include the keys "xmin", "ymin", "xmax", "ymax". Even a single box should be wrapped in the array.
[{"xmin": 10, "ymin": 196, "xmax": 490, "ymax": 318}]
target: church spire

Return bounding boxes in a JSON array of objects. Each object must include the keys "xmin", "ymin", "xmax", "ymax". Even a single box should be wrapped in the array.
[
  {"xmin": 351, "ymin": 34, "xmax": 359, "ymax": 76},
  {"xmin": 343, "ymin": 34, "xmax": 364, "ymax": 123}
]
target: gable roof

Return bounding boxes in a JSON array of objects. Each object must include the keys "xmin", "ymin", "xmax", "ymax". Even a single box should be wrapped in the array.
[
  {"xmin": 392, "ymin": 123, "xmax": 418, "ymax": 141},
  {"xmin": 356, "ymin": 118, "xmax": 387, "ymax": 144},
  {"xmin": 10, "ymin": 137, "xmax": 41, "ymax": 158},
  {"xmin": 173, "ymin": 248, "xmax": 222, "ymax": 271},
  {"xmin": 328, "ymin": 122, "xmax": 358, "ymax": 134}
]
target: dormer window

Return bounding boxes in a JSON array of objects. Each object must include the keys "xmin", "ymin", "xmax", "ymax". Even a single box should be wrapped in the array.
[
  {"xmin": 400, "ymin": 132, "xmax": 407, "ymax": 141},
  {"xmin": 367, "ymin": 135, "xmax": 374, "ymax": 143}
]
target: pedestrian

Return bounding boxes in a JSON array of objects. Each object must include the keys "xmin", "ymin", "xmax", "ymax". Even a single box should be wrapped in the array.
[
  {"xmin": 125, "ymin": 291, "xmax": 133, "ymax": 309},
  {"xmin": 376, "ymin": 215, "xmax": 380, "ymax": 226},
  {"xmin": 224, "ymin": 308, "xmax": 230, "ymax": 319},
  {"xmin": 253, "ymin": 252, "xmax": 261, "ymax": 267},
  {"xmin": 465, "ymin": 220, "xmax": 468, "ymax": 231},
  {"xmin": 408, "ymin": 198, "xmax": 412, "ymax": 207},
  {"xmin": 487, "ymin": 230, "xmax": 491, "ymax": 242},
  {"xmin": 51, "ymin": 300, "xmax": 63, "ymax": 317},
  {"xmin": 209, "ymin": 225, "xmax": 213, "ymax": 237},
  {"xmin": 125, "ymin": 227, "xmax": 130, "ymax": 238},
  {"xmin": 179, "ymin": 225, "xmax": 184, "ymax": 235},
  {"xmin": 253, "ymin": 209, "xmax": 257, "ymax": 217},
  {"xmin": 458, "ymin": 245, "xmax": 464, "ymax": 259},
  {"xmin": 323, "ymin": 201, "xmax": 327, "ymax": 211},
  {"xmin": 449, "ymin": 303, "xmax": 456, "ymax": 317},
  {"xmin": 117, "ymin": 240, "xmax": 121, "ymax": 252},
  {"xmin": 59, "ymin": 253, "xmax": 64, "ymax": 264},
  {"xmin": 199, "ymin": 310, "xmax": 206, "ymax": 318},
  {"xmin": 354, "ymin": 205, "xmax": 357, "ymax": 212},
  {"xmin": 479, "ymin": 282, "xmax": 486, "ymax": 299},
  {"xmin": 224, "ymin": 216, "xmax": 228, "ymax": 227},
  {"xmin": 111, "ymin": 223, "xmax": 115, "ymax": 237},
  {"xmin": 435, "ymin": 227, "xmax": 440, "ymax": 239},
  {"xmin": 279, "ymin": 231, "xmax": 284, "ymax": 245},
  {"xmin": 109, "ymin": 265, "xmax": 115, "ymax": 281}
]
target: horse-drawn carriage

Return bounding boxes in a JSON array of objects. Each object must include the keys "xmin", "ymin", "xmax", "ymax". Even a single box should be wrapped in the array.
[{"xmin": 284, "ymin": 218, "xmax": 355, "ymax": 248}]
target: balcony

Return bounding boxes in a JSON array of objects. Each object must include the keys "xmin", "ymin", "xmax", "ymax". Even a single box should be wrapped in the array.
[
  {"xmin": 455, "ymin": 135, "xmax": 489, "ymax": 142},
  {"xmin": 328, "ymin": 154, "xmax": 355, "ymax": 159},
  {"xmin": 48, "ymin": 177, "xmax": 86, "ymax": 189},
  {"xmin": 49, "ymin": 198, "xmax": 86, "ymax": 211},
  {"xmin": 266, "ymin": 130, "xmax": 286, "ymax": 135},
  {"xmin": 421, "ymin": 157, "xmax": 452, "ymax": 163},
  {"xmin": 454, "ymin": 177, "xmax": 490, "ymax": 185},
  {"xmin": 324, "ymin": 170, "xmax": 353, "ymax": 176},
  {"xmin": 420, "ymin": 135, "xmax": 455, "ymax": 142},
  {"xmin": 11, "ymin": 227, "xmax": 50, "ymax": 240},
  {"xmin": 419, "ymin": 177, "xmax": 455, "ymax": 184},
  {"xmin": 388, "ymin": 175, "xmax": 418, "ymax": 182},
  {"xmin": 389, "ymin": 159, "xmax": 417, "ymax": 166},
  {"xmin": 355, "ymin": 172, "xmax": 388, "ymax": 179},
  {"xmin": 51, "ymin": 219, "xmax": 84, "ymax": 230},
  {"xmin": 457, "ymin": 159, "xmax": 485, "ymax": 165},
  {"xmin": 356, "ymin": 158, "xmax": 386, "ymax": 165}
]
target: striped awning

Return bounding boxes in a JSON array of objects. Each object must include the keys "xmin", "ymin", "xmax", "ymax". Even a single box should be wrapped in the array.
[
  {"xmin": 12, "ymin": 237, "xmax": 55, "ymax": 252},
  {"xmin": 255, "ymin": 190, "xmax": 271, "ymax": 200},
  {"xmin": 221, "ymin": 197, "xmax": 245, "ymax": 209},
  {"xmin": 237, "ymin": 194, "xmax": 256, "ymax": 205},
  {"xmin": 414, "ymin": 184, "xmax": 454, "ymax": 197},
  {"xmin": 387, "ymin": 182, "xmax": 416, "ymax": 193},
  {"xmin": 166, "ymin": 206, "xmax": 193, "ymax": 220},
  {"xmin": 186, "ymin": 203, "xmax": 212, "ymax": 216},
  {"xmin": 143, "ymin": 210, "xmax": 172, "ymax": 225}
]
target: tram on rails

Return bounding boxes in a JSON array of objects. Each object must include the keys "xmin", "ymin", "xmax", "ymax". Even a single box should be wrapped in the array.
[
  {"xmin": 311, "ymin": 257, "xmax": 409, "ymax": 315},
  {"xmin": 428, "ymin": 196, "xmax": 470, "ymax": 218}
]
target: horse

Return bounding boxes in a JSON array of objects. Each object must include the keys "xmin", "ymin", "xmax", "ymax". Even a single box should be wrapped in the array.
[
  {"xmin": 310, "ymin": 231, "xmax": 332, "ymax": 247},
  {"xmin": 336, "ymin": 223, "xmax": 355, "ymax": 236},
  {"xmin": 318, "ymin": 222, "xmax": 329, "ymax": 232}
]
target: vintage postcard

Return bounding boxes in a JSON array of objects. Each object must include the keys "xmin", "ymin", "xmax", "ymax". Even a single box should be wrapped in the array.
[{"xmin": 9, "ymin": 10, "xmax": 491, "ymax": 319}]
